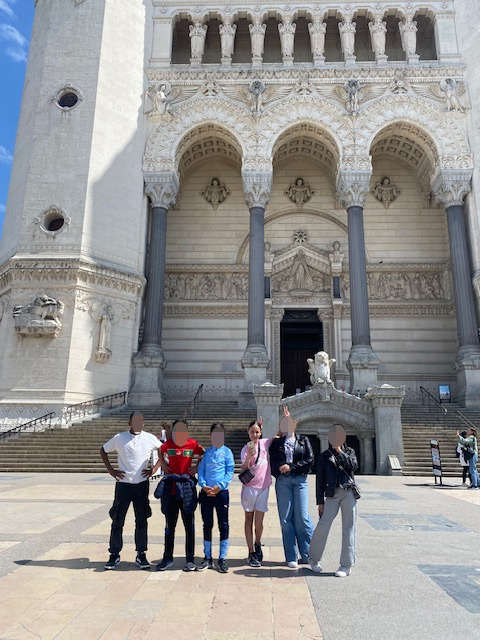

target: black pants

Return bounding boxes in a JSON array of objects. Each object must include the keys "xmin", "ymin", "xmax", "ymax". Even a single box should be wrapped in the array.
[
  {"xmin": 163, "ymin": 498, "xmax": 195, "ymax": 563},
  {"xmin": 108, "ymin": 480, "xmax": 151, "ymax": 555},
  {"xmin": 462, "ymin": 466, "xmax": 471, "ymax": 483},
  {"xmin": 199, "ymin": 489, "xmax": 229, "ymax": 542}
]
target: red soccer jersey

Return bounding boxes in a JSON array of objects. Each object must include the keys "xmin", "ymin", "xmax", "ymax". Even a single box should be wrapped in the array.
[{"xmin": 161, "ymin": 438, "xmax": 204, "ymax": 475}]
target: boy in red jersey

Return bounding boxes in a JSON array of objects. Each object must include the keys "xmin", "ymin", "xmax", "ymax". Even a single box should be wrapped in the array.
[{"xmin": 156, "ymin": 420, "xmax": 204, "ymax": 571}]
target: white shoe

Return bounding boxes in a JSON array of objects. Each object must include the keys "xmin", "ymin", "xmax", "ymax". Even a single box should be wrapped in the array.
[
  {"xmin": 308, "ymin": 558, "xmax": 323, "ymax": 574},
  {"xmin": 335, "ymin": 566, "xmax": 351, "ymax": 577},
  {"xmin": 462, "ymin": 482, "xmax": 467, "ymax": 486},
  {"xmin": 287, "ymin": 561, "xmax": 298, "ymax": 569}
]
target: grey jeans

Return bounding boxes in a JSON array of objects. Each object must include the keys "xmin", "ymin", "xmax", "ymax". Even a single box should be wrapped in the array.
[{"xmin": 308, "ymin": 487, "xmax": 357, "ymax": 568}]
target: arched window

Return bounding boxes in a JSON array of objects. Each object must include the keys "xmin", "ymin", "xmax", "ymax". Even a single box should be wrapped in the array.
[
  {"xmin": 231, "ymin": 18, "xmax": 251, "ymax": 64},
  {"xmin": 324, "ymin": 17, "xmax": 342, "ymax": 62},
  {"xmin": 384, "ymin": 16, "xmax": 403, "ymax": 61},
  {"xmin": 294, "ymin": 17, "xmax": 312, "ymax": 62},
  {"xmin": 172, "ymin": 19, "xmax": 191, "ymax": 64},
  {"xmin": 263, "ymin": 17, "xmax": 282, "ymax": 63},
  {"xmin": 354, "ymin": 15, "xmax": 375, "ymax": 62},
  {"xmin": 415, "ymin": 14, "xmax": 437, "ymax": 60}
]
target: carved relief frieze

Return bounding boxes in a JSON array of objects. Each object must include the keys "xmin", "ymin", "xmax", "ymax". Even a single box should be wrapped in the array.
[
  {"xmin": 75, "ymin": 292, "xmax": 135, "ymax": 321},
  {"xmin": 164, "ymin": 271, "xmax": 248, "ymax": 301},
  {"xmin": 12, "ymin": 294, "xmax": 64, "ymax": 338}
]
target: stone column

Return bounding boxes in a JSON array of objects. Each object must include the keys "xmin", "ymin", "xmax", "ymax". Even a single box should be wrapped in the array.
[
  {"xmin": 399, "ymin": 15, "xmax": 419, "ymax": 64},
  {"xmin": 338, "ymin": 17, "xmax": 356, "ymax": 65},
  {"xmin": 432, "ymin": 167, "xmax": 480, "ymax": 407},
  {"xmin": 368, "ymin": 16, "xmax": 388, "ymax": 64},
  {"xmin": 337, "ymin": 161, "xmax": 379, "ymax": 394},
  {"xmin": 365, "ymin": 384, "xmax": 405, "ymax": 475},
  {"xmin": 360, "ymin": 434, "xmax": 375, "ymax": 474},
  {"xmin": 253, "ymin": 382, "xmax": 283, "ymax": 437},
  {"xmin": 240, "ymin": 167, "xmax": 272, "ymax": 403},
  {"xmin": 329, "ymin": 241, "xmax": 345, "ymax": 369},
  {"xmin": 129, "ymin": 172, "xmax": 179, "ymax": 406},
  {"xmin": 308, "ymin": 17, "xmax": 327, "ymax": 66}
]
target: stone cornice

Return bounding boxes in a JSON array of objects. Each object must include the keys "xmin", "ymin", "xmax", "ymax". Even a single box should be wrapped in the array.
[
  {"xmin": 343, "ymin": 303, "xmax": 456, "ymax": 317},
  {"xmin": 164, "ymin": 303, "xmax": 248, "ymax": 317}
]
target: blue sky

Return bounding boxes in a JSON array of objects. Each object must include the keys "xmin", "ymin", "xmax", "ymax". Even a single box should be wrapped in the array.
[{"xmin": 0, "ymin": 0, "xmax": 34, "ymax": 239}]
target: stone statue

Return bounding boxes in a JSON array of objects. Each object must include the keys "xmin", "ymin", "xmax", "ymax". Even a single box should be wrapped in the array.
[
  {"xmin": 285, "ymin": 178, "xmax": 314, "ymax": 209},
  {"xmin": 13, "ymin": 294, "xmax": 64, "ymax": 337},
  {"xmin": 189, "ymin": 21, "xmax": 208, "ymax": 60},
  {"xmin": 344, "ymin": 79, "xmax": 360, "ymax": 114},
  {"xmin": 307, "ymin": 351, "xmax": 336, "ymax": 385},
  {"xmin": 146, "ymin": 82, "xmax": 171, "ymax": 116},
  {"xmin": 369, "ymin": 18, "xmax": 387, "ymax": 57},
  {"xmin": 249, "ymin": 80, "xmax": 265, "ymax": 114},
  {"xmin": 219, "ymin": 21, "xmax": 237, "ymax": 59},
  {"xmin": 308, "ymin": 18, "xmax": 327, "ymax": 58},
  {"xmin": 249, "ymin": 19, "xmax": 266, "ymax": 60},
  {"xmin": 371, "ymin": 177, "xmax": 401, "ymax": 208},
  {"xmin": 339, "ymin": 19, "xmax": 356, "ymax": 57},
  {"xmin": 278, "ymin": 20, "xmax": 296, "ymax": 58},
  {"xmin": 440, "ymin": 78, "xmax": 467, "ymax": 112},
  {"xmin": 201, "ymin": 178, "xmax": 230, "ymax": 209},
  {"xmin": 284, "ymin": 250, "xmax": 321, "ymax": 291},
  {"xmin": 399, "ymin": 18, "xmax": 417, "ymax": 56},
  {"xmin": 96, "ymin": 307, "xmax": 113, "ymax": 363}
]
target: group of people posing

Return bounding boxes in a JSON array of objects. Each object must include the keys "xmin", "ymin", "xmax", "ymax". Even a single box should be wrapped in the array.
[{"xmin": 100, "ymin": 408, "xmax": 359, "ymax": 577}]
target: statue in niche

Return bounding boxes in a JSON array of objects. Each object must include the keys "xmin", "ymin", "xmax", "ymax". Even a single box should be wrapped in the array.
[
  {"xmin": 201, "ymin": 178, "xmax": 230, "ymax": 209},
  {"xmin": 13, "ymin": 294, "xmax": 64, "ymax": 337},
  {"xmin": 219, "ymin": 21, "xmax": 237, "ymax": 59},
  {"xmin": 371, "ymin": 177, "xmax": 401, "ymax": 208},
  {"xmin": 369, "ymin": 18, "xmax": 387, "ymax": 57},
  {"xmin": 339, "ymin": 19, "xmax": 356, "ymax": 57},
  {"xmin": 344, "ymin": 79, "xmax": 360, "ymax": 115},
  {"xmin": 307, "ymin": 351, "xmax": 336, "ymax": 385},
  {"xmin": 189, "ymin": 21, "xmax": 208, "ymax": 59},
  {"xmin": 285, "ymin": 178, "xmax": 314, "ymax": 209},
  {"xmin": 308, "ymin": 18, "xmax": 327, "ymax": 57},
  {"xmin": 284, "ymin": 250, "xmax": 322, "ymax": 291},
  {"xmin": 96, "ymin": 307, "xmax": 113, "ymax": 363},
  {"xmin": 399, "ymin": 18, "xmax": 417, "ymax": 56},
  {"xmin": 249, "ymin": 19, "xmax": 266, "ymax": 59},
  {"xmin": 278, "ymin": 20, "xmax": 296, "ymax": 58}
]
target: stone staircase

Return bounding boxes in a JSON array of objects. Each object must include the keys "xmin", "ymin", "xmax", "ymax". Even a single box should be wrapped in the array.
[
  {"xmin": 402, "ymin": 403, "xmax": 480, "ymax": 477},
  {"xmin": 0, "ymin": 401, "xmax": 256, "ymax": 473}
]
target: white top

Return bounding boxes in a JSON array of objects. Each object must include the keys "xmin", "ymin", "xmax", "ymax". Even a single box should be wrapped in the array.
[{"xmin": 103, "ymin": 431, "xmax": 162, "ymax": 484}]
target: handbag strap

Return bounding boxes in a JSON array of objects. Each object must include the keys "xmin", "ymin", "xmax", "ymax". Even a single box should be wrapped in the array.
[{"xmin": 332, "ymin": 450, "xmax": 355, "ymax": 484}]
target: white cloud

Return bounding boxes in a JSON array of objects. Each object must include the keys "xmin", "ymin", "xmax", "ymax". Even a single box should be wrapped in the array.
[
  {"xmin": 0, "ymin": 1, "xmax": 15, "ymax": 19},
  {"xmin": 0, "ymin": 22, "xmax": 27, "ymax": 63},
  {"xmin": 0, "ymin": 145, "xmax": 13, "ymax": 164}
]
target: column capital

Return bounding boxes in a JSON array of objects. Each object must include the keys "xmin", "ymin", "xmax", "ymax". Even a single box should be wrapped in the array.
[
  {"xmin": 365, "ymin": 383, "xmax": 405, "ymax": 408},
  {"xmin": 144, "ymin": 172, "xmax": 179, "ymax": 209},
  {"xmin": 336, "ymin": 157, "xmax": 372, "ymax": 208},
  {"xmin": 242, "ymin": 163, "xmax": 272, "ymax": 209},
  {"xmin": 431, "ymin": 163, "xmax": 473, "ymax": 207}
]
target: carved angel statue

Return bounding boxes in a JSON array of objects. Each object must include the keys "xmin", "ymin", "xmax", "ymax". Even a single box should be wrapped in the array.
[
  {"xmin": 412, "ymin": 78, "xmax": 469, "ymax": 112},
  {"xmin": 308, "ymin": 18, "xmax": 327, "ymax": 58},
  {"xmin": 189, "ymin": 21, "xmax": 208, "ymax": 59},
  {"xmin": 338, "ymin": 19, "xmax": 356, "ymax": 57},
  {"xmin": 145, "ymin": 81, "xmax": 198, "ymax": 116},
  {"xmin": 222, "ymin": 81, "xmax": 292, "ymax": 115},
  {"xmin": 307, "ymin": 351, "xmax": 336, "ymax": 385},
  {"xmin": 399, "ymin": 18, "xmax": 417, "ymax": 56},
  {"xmin": 344, "ymin": 79, "xmax": 360, "ymax": 114},
  {"xmin": 249, "ymin": 19, "xmax": 266, "ymax": 59},
  {"xmin": 371, "ymin": 177, "xmax": 401, "ymax": 208},
  {"xmin": 278, "ymin": 20, "xmax": 296, "ymax": 58},
  {"xmin": 219, "ymin": 21, "xmax": 237, "ymax": 59},
  {"xmin": 285, "ymin": 178, "xmax": 314, "ymax": 209},
  {"xmin": 201, "ymin": 178, "xmax": 230, "ymax": 209},
  {"xmin": 320, "ymin": 80, "xmax": 386, "ymax": 114},
  {"xmin": 368, "ymin": 18, "xmax": 387, "ymax": 57}
]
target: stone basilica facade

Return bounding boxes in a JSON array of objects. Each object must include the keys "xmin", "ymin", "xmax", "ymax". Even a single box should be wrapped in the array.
[{"xmin": 1, "ymin": 0, "xmax": 480, "ymax": 439}]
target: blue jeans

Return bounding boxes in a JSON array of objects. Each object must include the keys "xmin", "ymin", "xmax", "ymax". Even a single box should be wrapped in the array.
[
  {"xmin": 275, "ymin": 473, "xmax": 314, "ymax": 563},
  {"xmin": 469, "ymin": 452, "xmax": 479, "ymax": 487}
]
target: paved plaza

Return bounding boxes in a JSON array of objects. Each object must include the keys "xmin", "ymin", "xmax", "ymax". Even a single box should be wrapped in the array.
[{"xmin": 0, "ymin": 472, "xmax": 478, "ymax": 640}]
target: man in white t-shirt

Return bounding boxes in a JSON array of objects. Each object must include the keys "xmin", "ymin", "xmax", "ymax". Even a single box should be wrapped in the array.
[{"xmin": 101, "ymin": 411, "xmax": 162, "ymax": 570}]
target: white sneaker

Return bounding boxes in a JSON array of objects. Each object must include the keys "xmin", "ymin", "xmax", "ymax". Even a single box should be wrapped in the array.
[
  {"xmin": 287, "ymin": 561, "xmax": 298, "ymax": 569},
  {"xmin": 335, "ymin": 566, "xmax": 351, "ymax": 577},
  {"xmin": 308, "ymin": 558, "xmax": 323, "ymax": 574},
  {"xmin": 462, "ymin": 482, "xmax": 467, "ymax": 486}
]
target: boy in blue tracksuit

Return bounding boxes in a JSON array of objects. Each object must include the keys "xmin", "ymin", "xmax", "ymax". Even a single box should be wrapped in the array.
[{"xmin": 197, "ymin": 422, "xmax": 235, "ymax": 573}]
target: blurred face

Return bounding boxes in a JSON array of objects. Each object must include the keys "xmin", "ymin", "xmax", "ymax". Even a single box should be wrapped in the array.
[
  {"xmin": 172, "ymin": 422, "xmax": 188, "ymax": 446},
  {"xmin": 279, "ymin": 415, "xmax": 296, "ymax": 437},
  {"xmin": 211, "ymin": 427, "xmax": 225, "ymax": 448},
  {"xmin": 328, "ymin": 424, "xmax": 346, "ymax": 448},
  {"xmin": 129, "ymin": 412, "xmax": 144, "ymax": 435},
  {"xmin": 248, "ymin": 424, "xmax": 262, "ymax": 442}
]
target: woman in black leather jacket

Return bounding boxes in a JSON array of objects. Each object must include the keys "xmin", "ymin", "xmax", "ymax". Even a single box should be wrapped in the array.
[
  {"xmin": 269, "ymin": 406, "xmax": 314, "ymax": 568},
  {"xmin": 308, "ymin": 424, "xmax": 358, "ymax": 578}
]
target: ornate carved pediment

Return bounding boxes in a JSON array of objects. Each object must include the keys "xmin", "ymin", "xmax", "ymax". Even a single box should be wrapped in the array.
[{"xmin": 271, "ymin": 246, "xmax": 330, "ymax": 297}]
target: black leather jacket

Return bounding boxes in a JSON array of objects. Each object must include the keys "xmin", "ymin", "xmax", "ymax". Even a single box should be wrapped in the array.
[
  {"xmin": 316, "ymin": 446, "xmax": 358, "ymax": 505},
  {"xmin": 269, "ymin": 435, "xmax": 314, "ymax": 478}
]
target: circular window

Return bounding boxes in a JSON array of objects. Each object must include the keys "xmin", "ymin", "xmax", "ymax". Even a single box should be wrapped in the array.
[
  {"xmin": 57, "ymin": 92, "xmax": 79, "ymax": 108},
  {"xmin": 37, "ymin": 206, "xmax": 70, "ymax": 236}
]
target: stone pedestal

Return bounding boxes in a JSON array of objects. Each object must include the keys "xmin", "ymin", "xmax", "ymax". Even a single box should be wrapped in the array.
[
  {"xmin": 128, "ymin": 349, "xmax": 166, "ymax": 406},
  {"xmin": 365, "ymin": 384, "xmax": 405, "ymax": 475},
  {"xmin": 346, "ymin": 346, "xmax": 380, "ymax": 396},
  {"xmin": 253, "ymin": 382, "xmax": 284, "ymax": 438},
  {"xmin": 455, "ymin": 351, "xmax": 480, "ymax": 408}
]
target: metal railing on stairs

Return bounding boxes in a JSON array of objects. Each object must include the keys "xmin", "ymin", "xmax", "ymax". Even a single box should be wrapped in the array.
[
  {"xmin": 0, "ymin": 412, "xmax": 56, "ymax": 443},
  {"xmin": 182, "ymin": 384, "xmax": 203, "ymax": 422},
  {"xmin": 63, "ymin": 391, "xmax": 127, "ymax": 424},
  {"xmin": 419, "ymin": 386, "xmax": 447, "ymax": 424},
  {"xmin": 455, "ymin": 409, "xmax": 478, "ymax": 432}
]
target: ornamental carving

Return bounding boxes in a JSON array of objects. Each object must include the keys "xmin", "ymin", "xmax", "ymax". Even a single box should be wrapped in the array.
[
  {"xmin": 201, "ymin": 178, "xmax": 230, "ymax": 209},
  {"xmin": 342, "ymin": 270, "xmax": 447, "ymax": 302},
  {"xmin": 285, "ymin": 178, "xmax": 314, "ymax": 209},
  {"xmin": 371, "ymin": 177, "xmax": 401, "ymax": 208},
  {"xmin": 145, "ymin": 82, "xmax": 198, "ymax": 118},
  {"xmin": 144, "ymin": 172, "xmax": 179, "ymax": 209},
  {"xmin": 271, "ymin": 250, "xmax": 329, "ymax": 296},
  {"xmin": 164, "ymin": 272, "xmax": 248, "ymax": 301},
  {"xmin": 12, "ymin": 294, "xmax": 64, "ymax": 338}
]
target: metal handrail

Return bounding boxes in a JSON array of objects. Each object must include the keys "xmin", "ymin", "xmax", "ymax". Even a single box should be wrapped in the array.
[
  {"xmin": 456, "ymin": 409, "xmax": 477, "ymax": 431},
  {"xmin": 63, "ymin": 391, "xmax": 127, "ymax": 424},
  {"xmin": 419, "ymin": 385, "xmax": 447, "ymax": 424},
  {"xmin": 0, "ymin": 412, "xmax": 56, "ymax": 443},
  {"xmin": 182, "ymin": 384, "xmax": 203, "ymax": 422}
]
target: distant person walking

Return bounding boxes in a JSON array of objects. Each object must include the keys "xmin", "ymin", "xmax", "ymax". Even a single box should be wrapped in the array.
[
  {"xmin": 269, "ymin": 406, "xmax": 314, "ymax": 568},
  {"xmin": 308, "ymin": 424, "xmax": 359, "ymax": 578},
  {"xmin": 456, "ymin": 431, "xmax": 471, "ymax": 486},
  {"xmin": 457, "ymin": 427, "xmax": 478, "ymax": 489},
  {"xmin": 101, "ymin": 411, "xmax": 162, "ymax": 570}
]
